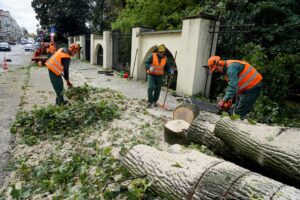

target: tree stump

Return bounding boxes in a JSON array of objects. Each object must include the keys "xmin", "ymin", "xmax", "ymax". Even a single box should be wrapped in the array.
[
  {"xmin": 123, "ymin": 144, "xmax": 300, "ymax": 199},
  {"xmin": 164, "ymin": 119, "xmax": 190, "ymax": 144}
]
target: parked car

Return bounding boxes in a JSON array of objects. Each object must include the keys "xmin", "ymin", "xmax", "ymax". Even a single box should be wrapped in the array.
[
  {"xmin": 0, "ymin": 42, "xmax": 11, "ymax": 51},
  {"xmin": 8, "ymin": 41, "xmax": 16, "ymax": 45},
  {"xmin": 20, "ymin": 40, "xmax": 28, "ymax": 45},
  {"xmin": 24, "ymin": 43, "xmax": 35, "ymax": 52}
]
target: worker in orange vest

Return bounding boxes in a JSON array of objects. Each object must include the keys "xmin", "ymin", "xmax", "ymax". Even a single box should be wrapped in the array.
[
  {"xmin": 45, "ymin": 43, "xmax": 80, "ymax": 105},
  {"xmin": 207, "ymin": 56, "xmax": 263, "ymax": 119},
  {"xmin": 145, "ymin": 44, "xmax": 174, "ymax": 107},
  {"xmin": 46, "ymin": 41, "xmax": 56, "ymax": 58}
]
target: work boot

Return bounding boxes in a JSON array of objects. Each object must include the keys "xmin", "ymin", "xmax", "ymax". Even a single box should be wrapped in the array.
[
  {"xmin": 147, "ymin": 102, "xmax": 152, "ymax": 108},
  {"xmin": 62, "ymin": 100, "xmax": 69, "ymax": 105},
  {"xmin": 152, "ymin": 102, "xmax": 158, "ymax": 107}
]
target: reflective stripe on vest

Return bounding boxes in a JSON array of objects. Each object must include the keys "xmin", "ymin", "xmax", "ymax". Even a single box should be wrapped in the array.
[
  {"xmin": 226, "ymin": 60, "xmax": 262, "ymax": 94},
  {"xmin": 45, "ymin": 48, "xmax": 71, "ymax": 76},
  {"xmin": 147, "ymin": 53, "xmax": 166, "ymax": 76}
]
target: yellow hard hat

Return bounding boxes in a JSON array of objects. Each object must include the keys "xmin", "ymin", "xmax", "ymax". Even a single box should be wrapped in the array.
[{"xmin": 157, "ymin": 44, "xmax": 166, "ymax": 52}]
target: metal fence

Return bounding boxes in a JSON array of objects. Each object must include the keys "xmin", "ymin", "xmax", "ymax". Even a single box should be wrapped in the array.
[
  {"xmin": 112, "ymin": 30, "xmax": 132, "ymax": 72},
  {"xmin": 85, "ymin": 34, "xmax": 91, "ymax": 61}
]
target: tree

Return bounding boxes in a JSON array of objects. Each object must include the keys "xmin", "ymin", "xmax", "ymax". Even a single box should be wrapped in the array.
[
  {"xmin": 112, "ymin": 0, "xmax": 201, "ymax": 32},
  {"xmin": 31, "ymin": 0, "xmax": 90, "ymax": 35},
  {"xmin": 88, "ymin": 0, "xmax": 125, "ymax": 33}
]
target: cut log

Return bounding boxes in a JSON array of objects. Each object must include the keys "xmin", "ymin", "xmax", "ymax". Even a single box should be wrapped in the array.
[
  {"xmin": 185, "ymin": 111, "xmax": 235, "ymax": 156},
  {"xmin": 173, "ymin": 103, "xmax": 200, "ymax": 123},
  {"xmin": 214, "ymin": 118, "xmax": 300, "ymax": 188},
  {"xmin": 164, "ymin": 119, "xmax": 190, "ymax": 145},
  {"xmin": 170, "ymin": 111, "xmax": 235, "ymax": 159},
  {"xmin": 123, "ymin": 144, "xmax": 300, "ymax": 199}
]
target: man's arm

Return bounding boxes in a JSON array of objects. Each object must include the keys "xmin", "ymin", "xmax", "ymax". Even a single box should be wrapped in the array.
[
  {"xmin": 145, "ymin": 54, "xmax": 153, "ymax": 70},
  {"xmin": 61, "ymin": 58, "xmax": 71, "ymax": 81},
  {"xmin": 223, "ymin": 63, "xmax": 240, "ymax": 101}
]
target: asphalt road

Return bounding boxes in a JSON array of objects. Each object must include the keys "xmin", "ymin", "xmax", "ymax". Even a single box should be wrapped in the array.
[
  {"xmin": 0, "ymin": 44, "xmax": 33, "ymax": 187},
  {"xmin": 0, "ymin": 44, "xmax": 33, "ymax": 72}
]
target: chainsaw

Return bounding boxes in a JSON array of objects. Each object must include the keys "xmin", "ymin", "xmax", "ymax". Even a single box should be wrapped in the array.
[{"xmin": 176, "ymin": 96, "xmax": 235, "ymax": 115}]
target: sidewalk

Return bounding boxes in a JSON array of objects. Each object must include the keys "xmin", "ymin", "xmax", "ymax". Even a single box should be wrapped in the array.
[
  {"xmin": 0, "ymin": 69, "xmax": 27, "ymax": 187},
  {"xmin": 69, "ymin": 59, "xmax": 181, "ymax": 118}
]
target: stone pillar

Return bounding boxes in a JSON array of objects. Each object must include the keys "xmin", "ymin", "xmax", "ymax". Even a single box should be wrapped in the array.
[
  {"xmin": 68, "ymin": 37, "xmax": 72, "ymax": 46},
  {"xmin": 90, "ymin": 34, "xmax": 95, "ymax": 65},
  {"xmin": 130, "ymin": 28, "xmax": 143, "ymax": 80},
  {"xmin": 103, "ymin": 31, "xmax": 112, "ymax": 69},
  {"xmin": 79, "ymin": 35, "xmax": 86, "ymax": 60},
  {"xmin": 176, "ymin": 15, "xmax": 219, "ymax": 96}
]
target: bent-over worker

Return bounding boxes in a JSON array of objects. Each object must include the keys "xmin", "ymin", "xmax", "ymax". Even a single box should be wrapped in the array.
[
  {"xmin": 45, "ymin": 43, "xmax": 80, "ymax": 105},
  {"xmin": 207, "ymin": 56, "xmax": 263, "ymax": 119}
]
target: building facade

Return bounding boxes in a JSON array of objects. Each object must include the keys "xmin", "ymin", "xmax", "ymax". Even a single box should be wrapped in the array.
[{"xmin": 0, "ymin": 9, "xmax": 22, "ymax": 42}]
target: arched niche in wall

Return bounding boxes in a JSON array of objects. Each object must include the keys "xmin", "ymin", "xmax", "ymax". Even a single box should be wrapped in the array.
[
  {"xmin": 141, "ymin": 45, "xmax": 178, "ymax": 90},
  {"xmin": 96, "ymin": 44, "xmax": 103, "ymax": 66}
]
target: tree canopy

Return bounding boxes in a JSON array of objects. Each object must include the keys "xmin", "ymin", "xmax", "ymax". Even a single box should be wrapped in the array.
[
  {"xmin": 31, "ymin": 0, "xmax": 90, "ymax": 35},
  {"xmin": 112, "ymin": 0, "xmax": 201, "ymax": 32}
]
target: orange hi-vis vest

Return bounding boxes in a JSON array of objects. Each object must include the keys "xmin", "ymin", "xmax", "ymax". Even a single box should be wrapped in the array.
[
  {"xmin": 147, "ymin": 53, "xmax": 166, "ymax": 76},
  {"xmin": 47, "ymin": 43, "xmax": 56, "ymax": 54},
  {"xmin": 226, "ymin": 60, "xmax": 263, "ymax": 94},
  {"xmin": 45, "ymin": 48, "xmax": 71, "ymax": 76}
]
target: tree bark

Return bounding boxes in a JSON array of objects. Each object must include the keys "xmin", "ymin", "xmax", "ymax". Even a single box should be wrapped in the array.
[
  {"xmin": 123, "ymin": 144, "xmax": 300, "ymax": 200},
  {"xmin": 185, "ymin": 111, "xmax": 235, "ymax": 156},
  {"xmin": 214, "ymin": 118, "xmax": 300, "ymax": 188}
]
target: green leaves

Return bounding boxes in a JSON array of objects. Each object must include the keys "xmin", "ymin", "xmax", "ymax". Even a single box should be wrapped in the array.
[
  {"xmin": 112, "ymin": 0, "xmax": 201, "ymax": 32},
  {"xmin": 11, "ymin": 86, "xmax": 121, "ymax": 145}
]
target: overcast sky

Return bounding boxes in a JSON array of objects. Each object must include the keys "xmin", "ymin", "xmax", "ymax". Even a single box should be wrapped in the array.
[{"xmin": 0, "ymin": 0, "xmax": 39, "ymax": 33}]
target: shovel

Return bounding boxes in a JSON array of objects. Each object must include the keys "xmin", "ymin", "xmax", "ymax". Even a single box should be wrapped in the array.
[
  {"xmin": 159, "ymin": 75, "xmax": 173, "ymax": 111},
  {"xmin": 159, "ymin": 51, "xmax": 177, "ymax": 111}
]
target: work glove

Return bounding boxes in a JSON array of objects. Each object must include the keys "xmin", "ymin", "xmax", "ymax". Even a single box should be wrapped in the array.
[
  {"xmin": 169, "ymin": 69, "xmax": 175, "ymax": 75},
  {"xmin": 149, "ymin": 67, "xmax": 155, "ymax": 72},
  {"xmin": 66, "ymin": 80, "xmax": 73, "ymax": 89},
  {"xmin": 217, "ymin": 100, "xmax": 225, "ymax": 109}
]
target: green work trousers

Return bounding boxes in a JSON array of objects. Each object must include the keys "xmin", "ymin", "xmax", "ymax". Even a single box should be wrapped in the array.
[
  {"xmin": 47, "ymin": 52, "xmax": 53, "ymax": 59},
  {"xmin": 147, "ymin": 75, "xmax": 164, "ymax": 104},
  {"xmin": 48, "ymin": 69, "xmax": 65, "ymax": 105},
  {"xmin": 235, "ymin": 82, "xmax": 262, "ymax": 119}
]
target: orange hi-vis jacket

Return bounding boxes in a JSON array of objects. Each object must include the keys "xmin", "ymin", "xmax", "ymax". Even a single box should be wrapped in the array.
[
  {"xmin": 45, "ymin": 48, "xmax": 71, "ymax": 76},
  {"xmin": 47, "ymin": 43, "xmax": 56, "ymax": 54},
  {"xmin": 226, "ymin": 60, "xmax": 263, "ymax": 94},
  {"xmin": 147, "ymin": 53, "xmax": 166, "ymax": 76}
]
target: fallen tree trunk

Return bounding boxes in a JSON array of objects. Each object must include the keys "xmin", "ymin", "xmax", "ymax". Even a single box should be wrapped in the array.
[
  {"xmin": 185, "ymin": 111, "xmax": 237, "ymax": 160},
  {"xmin": 123, "ymin": 144, "xmax": 300, "ymax": 199},
  {"xmin": 169, "ymin": 108, "xmax": 300, "ymax": 187},
  {"xmin": 214, "ymin": 118, "xmax": 300, "ymax": 188},
  {"xmin": 168, "ymin": 111, "xmax": 244, "ymax": 160}
]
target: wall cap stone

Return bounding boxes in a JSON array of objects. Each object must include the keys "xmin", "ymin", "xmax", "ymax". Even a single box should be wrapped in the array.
[{"xmin": 183, "ymin": 13, "xmax": 218, "ymax": 21}]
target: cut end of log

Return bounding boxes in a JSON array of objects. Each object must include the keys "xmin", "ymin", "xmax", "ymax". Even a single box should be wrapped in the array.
[
  {"xmin": 173, "ymin": 103, "xmax": 200, "ymax": 123},
  {"xmin": 164, "ymin": 119, "xmax": 190, "ymax": 145}
]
